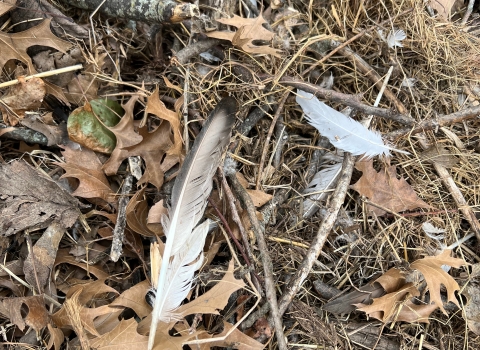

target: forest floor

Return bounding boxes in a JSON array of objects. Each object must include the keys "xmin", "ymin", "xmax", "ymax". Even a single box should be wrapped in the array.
[{"xmin": 1, "ymin": 0, "xmax": 480, "ymax": 349}]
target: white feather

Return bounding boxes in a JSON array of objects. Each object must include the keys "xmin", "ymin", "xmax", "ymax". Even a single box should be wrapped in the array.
[
  {"xmin": 303, "ymin": 153, "xmax": 343, "ymax": 217},
  {"xmin": 296, "ymin": 90, "xmax": 404, "ymax": 158},
  {"xmin": 148, "ymin": 98, "xmax": 236, "ymax": 349}
]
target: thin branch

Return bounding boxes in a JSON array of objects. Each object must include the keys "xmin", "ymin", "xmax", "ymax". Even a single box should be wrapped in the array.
[
  {"xmin": 0, "ymin": 64, "xmax": 83, "ymax": 88},
  {"xmin": 335, "ymin": 44, "xmax": 407, "ymax": 114},
  {"xmin": 277, "ymin": 153, "xmax": 356, "ymax": 315},
  {"xmin": 387, "ymin": 105, "xmax": 480, "ymax": 139},
  {"xmin": 416, "ymin": 134, "xmax": 480, "ymax": 240},
  {"xmin": 280, "ymin": 77, "xmax": 415, "ymax": 126},
  {"xmin": 110, "ymin": 174, "xmax": 133, "ymax": 262},
  {"xmin": 228, "ymin": 173, "xmax": 288, "ymax": 350}
]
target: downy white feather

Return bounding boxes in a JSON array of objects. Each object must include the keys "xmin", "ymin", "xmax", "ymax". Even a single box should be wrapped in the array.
[
  {"xmin": 303, "ymin": 153, "xmax": 343, "ymax": 218},
  {"xmin": 296, "ymin": 90, "xmax": 405, "ymax": 158},
  {"xmin": 148, "ymin": 98, "xmax": 236, "ymax": 349}
]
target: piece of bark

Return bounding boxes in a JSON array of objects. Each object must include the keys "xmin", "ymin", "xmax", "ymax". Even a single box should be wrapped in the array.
[
  {"xmin": 0, "ymin": 161, "xmax": 80, "ymax": 236},
  {"xmin": 61, "ymin": 0, "xmax": 198, "ymax": 23},
  {"xmin": 345, "ymin": 323, "xmax": 400, "ymax": 350},
  {"xmin": 11, "ymin": 0, "xmax": 89, "ymax": 38},
  {"xmin": 24, "ymin": 222, "xmax": 66, "ymax": 293},
  {"xmin": 0, "ymin": 124, "xmax": 49, "ymax": 145}
]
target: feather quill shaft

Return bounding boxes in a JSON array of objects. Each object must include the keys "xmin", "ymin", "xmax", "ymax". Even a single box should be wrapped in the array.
[
  {"xmin": 296, "ymin": 90, "xmax": 406, "ymax": 158},
  {"xmin": 148, "ymin": 98, "xmax": 236, "ymax": 349}
]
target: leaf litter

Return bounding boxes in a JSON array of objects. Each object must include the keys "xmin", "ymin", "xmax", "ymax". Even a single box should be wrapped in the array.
[{"xmin": 1, "ymin": 0, "xmax": 480, "ymax": 349}]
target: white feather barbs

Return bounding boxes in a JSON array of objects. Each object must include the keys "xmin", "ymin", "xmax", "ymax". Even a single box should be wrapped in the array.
[{"xmin": 296, "ymin": 90, "xmax": 407, "ymax": 158}]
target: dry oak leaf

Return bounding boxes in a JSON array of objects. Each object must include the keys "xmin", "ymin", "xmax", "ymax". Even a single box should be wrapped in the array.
[
  {"xmin": 175, "ymin": 259, "xmax": 247, "ymax": 317},
  {"xmin": 351, "ymin": 160, "xmax": 431, "ymax": 216},
  {"xmin": 194, "ymin": 321, "xmax": 264, "ymax": 350},
  {"xmin": 137, "ymin": 260, "xmax": 246, "ymax": 343},
  {"xmin": 51, "ymin": 280, "xmax": 120, "ymax": 337},
  {"xmin": 3, "ymin": 295, "xmax": 49, "ymax": 332},
  {"xmin": 54, "ymin": 249, "xmax": 109, "ymax": 280},
  {"xmin": 103, "ymin": 96, "xmax": 143, "ymax": 176},
  {"xmin": 126, "ymin": 188, "xmax": 163, "ymax": 237},
  {"xmin": 56, "ymin": 144, "xmax": 116, "ymax": 203},
  {"xmin": 0, "ymin": 160, "xmax": 80, "ymax": 236},
  {"xmin": 0, "ymin": 15, "xmax": 72, "ymax": 73},
  {"xmin": 109, "ymin": 280, "xmax": 152, "ymax": 319},
  {"xmin": 47, "ymin": 324, "xmax": 65, "ymax": 350},
  {"xmin": 374, "ymin": 268, "xmax": 406, "ymax": 293},
  {"xmin": 89, "ymin": 318, "xmax": 149, "ymax": 349},
  {"xmin": 146, "ymin": 87, "xmax": 183, "ymax": 157},
  {"xmin": 206, "ymin": 14, "xmax": 282, "ymax": 57},
  {"xmin": 123, "ymin": 122, "xmax": 179, "ymax": 189},
  {"xmin": 410, "ymin": 249, "xmax": 465, "ymax": 314},
  {"xmin": 356, "ymin": 283, "xmax": 419, "ymax": 322},
  {"xmin": 0, "ymin": 77, "xmax": 46, "ymax": 125},
  {"xmin": 429, "ymin": 0, "xmax": 456, "ymax": 19}
]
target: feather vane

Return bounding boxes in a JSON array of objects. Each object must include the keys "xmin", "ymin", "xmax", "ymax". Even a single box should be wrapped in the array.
[
  {"xmin": 148, "ymin": 97, "xmax": 236, "ymax": 349},
  {"xmin": 303, "ymin": 153, "xmax": 343, "ymax": 217},
  {"xmin": 296, "ymin": 90, "xmax": 403, "ymax": 158}
]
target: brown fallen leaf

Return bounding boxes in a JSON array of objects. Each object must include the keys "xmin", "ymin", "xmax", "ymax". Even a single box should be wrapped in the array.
[
  {"xmin": 51, "ymin": 279, "xmax": 120, "ymax": 337},
  {"xmin": 103, "ymin": 96, "xmax": 143, "ymax": 176},
  {"xmin": 3, "ymin": 295, "xmax": 49, "ymax": 332},
  {"xmin": 0, "ymin": 276, "xmax": 25, "ymax": 297},
  {"xmin": 56, "ymin": 144, "xmax": 116, "ymax": 204},
  {"xmin": 207, "ymin": 14, "xmax": 282, "ymax": 57},
  {"xmin": 64, "ymin": 53, "xmax": 106, "ymax": 105},
  {"xmin": 410, "ymin": 249, "xmax": 465, "ymax": 314},
  {"xmin": 176, "ymin": 260, "xmax": 246, "ymax": 318},
  {"xmin": 0, "ymin": 161, "xmax": 80, "ymax": 237},
  {"xmin": 356, "ymin": 283, "xmax": 419, "ymax": 322},
  {"xmin": 374, "ymin": 268, "xmax": 406, "ymax": 293},
  {"xmin": 147, "ymin": 199, "xmax": 168, "ymax": 234},
  {"xmin": 145, "ymin": 87, "xmax": 183, "ymax": 157},
  {"xmin": 47, "ymin": 324, "xmax": 65, "ymax": 350},
  {"xmin": 429, "ymin": 0, "xmax": 456, "ymax": 19},
  {"xmin": 123, "ymin": 122, "xmax": 179, "ymax": 188},
  {"xmin": 393, "ymin": 300, "xmax": 438, "ymax": 323},
  {"xmin": 24, "ymin": 222, "xmax": 66, "ymax": 293},
  {"xmin": 351, "ymin": 160, "xmax": 431, "ymax": 216},
  {"xmin": 138, "ymin": 260, "xmax": 246, "ymax": 339},
  {"xmin": 54, "ymin": 249, "xmax": 109, "ymax": 280},
  {"xmin": 126, "ymin": 188, "xmax": 163, "ymax": 237},
  {"xmin": 420, "ymin": 144, "xmax": 459, "ymax": 168},
  {"xmin": 0, "ymin": 14, "xmax": 72, "ymax": 74},
  {"xmin": 89, "ymin": 318, "xmax": 149, "ymax": 349},
  {"xmin": 0, "ymin": 77, "xmax": 46, "ymax": 125},
  {"xmin": 196, "ymin": 321, "xmax": 264, "ymax": 350},
  {"xmin": 109, "ymin": 280, "xmax": 152, "ymax": 319}
]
